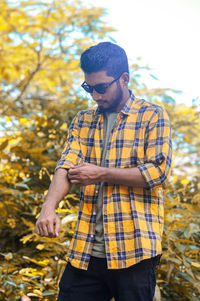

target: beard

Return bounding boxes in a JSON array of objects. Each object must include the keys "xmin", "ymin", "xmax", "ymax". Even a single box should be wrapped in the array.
[{"xmin": 98, "ymin": 83, "xmax": 123, "ymax": 113}]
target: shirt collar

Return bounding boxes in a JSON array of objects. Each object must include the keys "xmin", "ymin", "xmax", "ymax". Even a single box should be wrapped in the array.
[{"xmin": 120, "ymin": 90, "xmax": 135, "ymax": 116}]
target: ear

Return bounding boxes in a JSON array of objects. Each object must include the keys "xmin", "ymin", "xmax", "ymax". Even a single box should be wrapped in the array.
[{"xmin": 120, "ymin": 72, "xmax": 129, "ymax": 87}]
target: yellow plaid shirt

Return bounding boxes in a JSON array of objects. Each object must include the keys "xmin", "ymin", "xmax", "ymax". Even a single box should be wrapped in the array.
[{"xmin": 56, "ymin": 93, "xmax": 172, "ymax": 270}]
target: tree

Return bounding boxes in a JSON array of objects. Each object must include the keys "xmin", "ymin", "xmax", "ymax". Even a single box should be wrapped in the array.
[
  {"xmin": 0, "ymin": 0, "xmax": 114, "ymax": 299},
  {"xmin": 0, "ymin": 1, "xmax": 199, "ymax": 300},
  {"xmin": 132, "ymin": 68, "xmax": 200, "ymax": 300}
]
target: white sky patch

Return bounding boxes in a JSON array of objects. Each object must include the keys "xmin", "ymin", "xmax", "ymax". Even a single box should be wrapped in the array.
[{"xmin": 90, "ymin": 0, "xmax": 200, "ymax": 105}]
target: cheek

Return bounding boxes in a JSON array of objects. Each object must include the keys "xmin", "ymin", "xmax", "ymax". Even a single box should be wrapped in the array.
[
  {"xmin": 103, "ymin": 85, "xmax": 121, "ymax": 103},
  {"xmin": 111, "ymin": 87, "xmax": 121, "ymax": 100},
  {"xmin": 107, "ymin": 87, "xmax": 118, "ymax": 100}
]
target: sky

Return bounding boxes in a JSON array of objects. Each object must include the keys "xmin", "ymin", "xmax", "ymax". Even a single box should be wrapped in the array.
[{"xmin": 90, "ymin": 0, "xmax": 200, "ymax": 105}]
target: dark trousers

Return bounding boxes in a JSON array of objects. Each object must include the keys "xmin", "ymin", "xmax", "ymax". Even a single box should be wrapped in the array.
[{"xmin": 58, "ymin": 255, "xmax": 159, "ymax": 301}]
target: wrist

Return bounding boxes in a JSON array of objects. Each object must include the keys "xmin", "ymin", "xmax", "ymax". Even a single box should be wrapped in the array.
[
  {"xmin": 98, "ymin": 166, "xmax": 108, "ymax": 182},
  {"xmin": 42, "ymin": 199, "xmax": 57, "ymax": 210}
]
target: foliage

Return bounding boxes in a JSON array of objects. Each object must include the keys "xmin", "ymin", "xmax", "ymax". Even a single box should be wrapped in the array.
[
  {"xmin": 134, "ymin": 79, "xmax": 200, "ymax": 300},
  {"xmin": 155, "ymin": 102, "xmax": 200, "ymax": 301},
  {"xmin": 0, "ymin": 0, "xmax": 113, "ymax": 299},
  {"xmin": 0, "ymin": 0, "xmax": 199, "ymax": 300}
]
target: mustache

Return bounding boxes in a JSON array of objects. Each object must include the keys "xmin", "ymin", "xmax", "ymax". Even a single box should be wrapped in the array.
[{"xmin": 96, "ymin": 100, "xmax": 107, "ymax": 103}]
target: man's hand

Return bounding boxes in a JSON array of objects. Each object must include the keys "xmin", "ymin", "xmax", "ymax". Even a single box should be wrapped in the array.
[
  {"xmin": 68, "ymin": 163, "xmax": 103, "ymax": 185},
  {"xmin": 68, "ymin": 163, "xmax": 148, "ymax": 188},
  {"xmin": 36, "ymin": 202, "xmax": 60, "ymax": 238}
]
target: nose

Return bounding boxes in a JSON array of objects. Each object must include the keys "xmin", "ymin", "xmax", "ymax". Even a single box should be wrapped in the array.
[{"xmin": 91, "ymin": 89, "xmax": 103, "ymax": 101}]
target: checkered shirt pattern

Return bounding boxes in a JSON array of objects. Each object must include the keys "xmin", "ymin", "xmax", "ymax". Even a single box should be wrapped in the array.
[{"xmin": 56, "ymin": 93, "xmax": 172, "ymax": 270}]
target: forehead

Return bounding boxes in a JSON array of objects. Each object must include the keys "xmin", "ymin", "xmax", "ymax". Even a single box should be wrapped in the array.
[{"xmin": 84, "ymin": 70, "xmax": 114, "ymax": 85}]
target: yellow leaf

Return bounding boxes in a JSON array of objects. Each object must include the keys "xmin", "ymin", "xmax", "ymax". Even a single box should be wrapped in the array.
[
  {"xmin": 20, "ymin": 233, "xmax": 35, "ymax": 244},
  {"xmin": 7, "ymin": 218, "xmax": 16, "ymax": 228},
  {"xmin": 21, "ymin": 217, "xmax": 35, "ymax": 228},
  {"xmin": 20, "ymin": 118, "xmax": 29, "ymax": 124},
  {"xmin": 5, "ymin": 116, "xmax": 11, "ymax": 122},
  {"xmin": 60, "ymin": 123, "xmax": 67, "ymax": 130},
  {"xmin": 27, "ymin": 293, "xmax": 42, "ymax": 298},
  {"xmin": 0, "ymin": 201, "xmax": 7, "ymax": 218},
  {"xmin": 180, "ymin": 179, "xmax": 190, "ymax": 185},
  {"xmin": 23, "ymin": 256, "xmax": 50, "ymax": 267},
  {"xmin": 21, "ymin": 296, "xmax": 31, "ymax": 301},
  {"xmin": 33, "ymin": 289, "xmax": 42, "ymax": 296},
  {"xmin": 19, "ymin": 268, "xmax": 46, "ymax": 277},
  {"xmin": 191, "ymin": 262, "xmax": 200, "ymax": 269},
  {"xmin": 36, "ymin": 244, "xmax": 45, "ymax": 250},
  {"xmin": 4, "ymin": 252, "xmax": 13, "ymax": 261}
]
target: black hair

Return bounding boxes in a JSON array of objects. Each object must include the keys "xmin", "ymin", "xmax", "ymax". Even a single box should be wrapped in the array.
[{"xmin": 80, "ymin": 42, "xmax": 129, "ymax": 77}]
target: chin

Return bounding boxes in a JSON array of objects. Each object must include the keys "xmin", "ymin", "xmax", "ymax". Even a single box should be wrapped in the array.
[{"xmin": 98, "ymin": 106, "xmax": 106, "ymax": 112}]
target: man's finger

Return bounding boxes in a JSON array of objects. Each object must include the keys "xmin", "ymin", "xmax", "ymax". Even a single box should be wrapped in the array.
[
  {"xmin": 70, "ymin": 164, "xmax": 86, "ymax": 169},
  {"xmin": 47, "ymin": 221, "xmax": 55, "ymax": 237},
  {"xmin": 68, "ymin": 168, "xmax": 80, "ymax": 175},
  {"xmin": 68, "ymin": 173, "xmax": 80, "ymax": 180},
  {"xmin": 70, "ymin": 180, "xmax": 80, "ymax": 185},
  {"xmin": 69, "ymin": 165, "xmax": 82, "ymax": 171},
  {"xmin": 41, "ymin": 224, "xmax": 49, "ymax": 237},
  {"xmin": 54, "ymin": 218, "xmax": 61, "ymax": 237},
  {"xmin": 36, "ymin": 225, "xmax": 41, "ymax": 236},
  {"xmin": 37, "ymin": 224, "xmax": 45, "ymax": 237}
]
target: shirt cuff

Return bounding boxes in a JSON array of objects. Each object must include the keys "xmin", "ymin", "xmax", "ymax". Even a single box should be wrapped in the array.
[
  {"xmin": 55, "ymin": 151, "xmax": 83, "ymax": 171},
  {"xmin": 138, "ymin": 163, "xmax": 167, "ymax": 189}
]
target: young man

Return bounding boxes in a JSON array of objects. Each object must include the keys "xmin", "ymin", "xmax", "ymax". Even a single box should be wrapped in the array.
[{"xmin": 36, "ymin": 42, "xmax": 172, "ymax": 301}]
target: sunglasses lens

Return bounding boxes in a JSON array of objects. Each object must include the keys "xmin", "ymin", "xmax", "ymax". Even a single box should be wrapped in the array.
[
  {"xmin": 81, "ymin": 82, "xmax": 109, "ymax": 94},
  {"xmin": 85, "ymin": 86, "xmax": 93, "ymax": 93},
  {"xmin": 94, "ymin": 84, "xmax": 107, "ymax": 94},
  {"xmin": 81, "ymin": 82, "xmax": 93, "ymax": 93}
]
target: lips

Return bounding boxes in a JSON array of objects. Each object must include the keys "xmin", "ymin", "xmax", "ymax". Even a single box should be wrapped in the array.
[{"xmin": 97, "ymin": 100, "xmax": 107, "ymax": 106}]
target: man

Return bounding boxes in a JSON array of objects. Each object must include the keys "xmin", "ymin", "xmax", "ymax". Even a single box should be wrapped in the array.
[{"xmin": 36, "ymin": 42, "xmax": 172, "ymax": 301}]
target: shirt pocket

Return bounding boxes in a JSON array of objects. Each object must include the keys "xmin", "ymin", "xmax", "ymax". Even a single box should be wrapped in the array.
[
  {"xmin": 107, "ymin": 119, "xmax": 146, "ymax": 168},
  {"xmin": 106, "ymin": 139, "xmax": 145, "ymax": 168}
]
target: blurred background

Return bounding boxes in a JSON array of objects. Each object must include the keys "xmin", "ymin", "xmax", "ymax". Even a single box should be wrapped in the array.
[{"xmin": 0, "ymin": 0, "xmax": 199, "ymax": 300}]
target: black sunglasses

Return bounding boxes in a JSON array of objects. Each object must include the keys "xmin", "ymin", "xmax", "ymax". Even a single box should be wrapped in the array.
[{"xmin": 81, "ymin": 74, "xmax": 122, "ymax": 94}]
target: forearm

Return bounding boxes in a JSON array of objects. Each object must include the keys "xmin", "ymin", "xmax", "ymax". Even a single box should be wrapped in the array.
[
  {"xmin": 99, "ymin": 167, "xmax": 149, "ymax": 188},
  {"xmin": 43, "ymin": 168, "xmax": 72, "ymax": 209}
]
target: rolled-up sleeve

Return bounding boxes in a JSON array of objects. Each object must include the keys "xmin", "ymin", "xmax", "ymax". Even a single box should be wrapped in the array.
[
  {"xmin": 138, "ymin": 107, "xmax": 172, "ymax": 189},
  {"xmin": 56, "ymin": 113, "xmax": 83, "ymax": 170}
]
